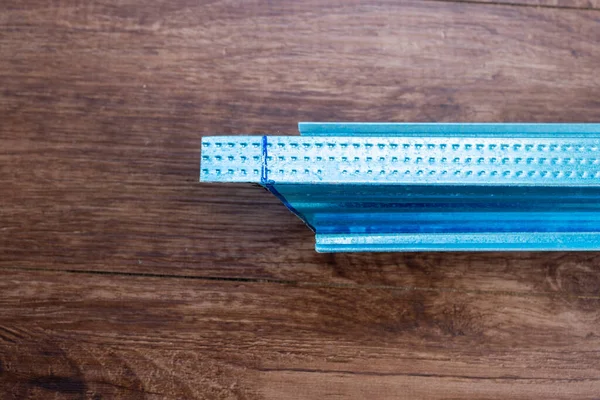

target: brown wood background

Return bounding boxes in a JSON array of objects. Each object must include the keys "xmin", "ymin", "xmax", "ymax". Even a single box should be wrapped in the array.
[{"xmin": 2, "ymin": 0, "xmax": 600, "ymax": 399}]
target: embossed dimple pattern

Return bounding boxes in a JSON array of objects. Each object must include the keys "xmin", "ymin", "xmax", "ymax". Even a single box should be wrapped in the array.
[
  {"xmin": 201, "ymin": 136, "xmax": 600, "ymax": 185},
  {"xmin": 200, "ymin": 136, "xmax": 263, "ymax": 182},
  {"xmin": 270, "ymin": 137, "xmax": 600, "ymax": 185}
]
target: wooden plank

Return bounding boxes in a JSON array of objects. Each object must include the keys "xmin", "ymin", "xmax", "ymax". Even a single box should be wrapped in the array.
[
  {"xmin": 1, "ymin": 269, "xmax": 600, "ymax": 399},
  {"xmin": 2, "ymin": 0, "xmax": 600, "ymax": 282}
]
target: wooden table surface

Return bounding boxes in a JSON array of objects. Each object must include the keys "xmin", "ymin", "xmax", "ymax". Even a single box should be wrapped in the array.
[{"xmin": 2, "ymin": 0, "xmax": 600, "ymax": 399}]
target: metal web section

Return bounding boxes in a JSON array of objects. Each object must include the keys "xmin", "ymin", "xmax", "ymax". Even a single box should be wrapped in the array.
[{"xmin": 202, "ymin": 136, "xmax": 600, "ymax": 186}]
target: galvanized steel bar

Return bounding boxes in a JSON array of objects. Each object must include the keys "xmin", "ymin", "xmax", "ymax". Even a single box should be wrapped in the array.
[{"xmin": 200, "ymin": 123, "xmax": 600, "ymax": 252}]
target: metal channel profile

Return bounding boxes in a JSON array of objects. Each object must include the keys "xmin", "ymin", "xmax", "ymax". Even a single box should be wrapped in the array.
[{"xmin": 200, "ymin": 123, "xmax": 600, "ymax": 252}]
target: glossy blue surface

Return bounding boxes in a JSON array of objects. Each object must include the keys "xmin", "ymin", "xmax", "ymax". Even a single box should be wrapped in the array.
[
  {"xmin": 299, "ymin": 122, "xmax": 600, "ymax": 136},
  {"xmin": 200, "ymin": 123, "xmax": 600, "ymax": 252}
]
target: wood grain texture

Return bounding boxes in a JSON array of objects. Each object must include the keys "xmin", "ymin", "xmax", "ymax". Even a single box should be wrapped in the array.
[
  {"xmin": 2, "ymin": 0, "xmax": 600, "ymax": 279},
  {"xmin": 2, "ymin": 0, "xmax": 600, "ymax": 399},
  {"xmin": 1, "ymin": 269, "xmax": 600, "ymax": 399}
]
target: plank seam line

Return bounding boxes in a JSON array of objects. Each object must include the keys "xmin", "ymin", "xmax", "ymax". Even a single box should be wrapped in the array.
[
  {"xmin": 258, "ymin": 367, "xmax": 600, "ymax": 381},
  {"xmin": 424, "ymin": 0, "xmax": 600, "ymax": 11},
  {"xmin": 2, "ymin": 266, "xmax": 600, "ymax": 300}
]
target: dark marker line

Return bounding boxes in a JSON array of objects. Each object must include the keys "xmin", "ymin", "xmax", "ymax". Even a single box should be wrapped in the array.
[{"xmin": 424, "ymin": 0, "xmax": 599, "ymax": 12}]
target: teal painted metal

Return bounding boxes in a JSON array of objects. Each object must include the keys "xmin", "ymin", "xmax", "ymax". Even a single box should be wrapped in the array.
[
  {"xmin": 298, "ymin": 122, "xmax": 600, "ymax": 136},
  {"xmin": 200, "ymin": 123, "xmax": 600, "ymax": 252}
]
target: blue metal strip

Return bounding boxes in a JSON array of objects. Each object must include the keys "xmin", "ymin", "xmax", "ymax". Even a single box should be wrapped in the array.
[
  {"xmin": 200, "ymin": 123, "xmax": 600, "ymax": 252},
  {"xmin": 315, "ymin": 233, "xmax": 600, "ymax": 252},
  {"xmin": 299, "ymin": 122, "xmax": 600, "ymax": 137}
]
